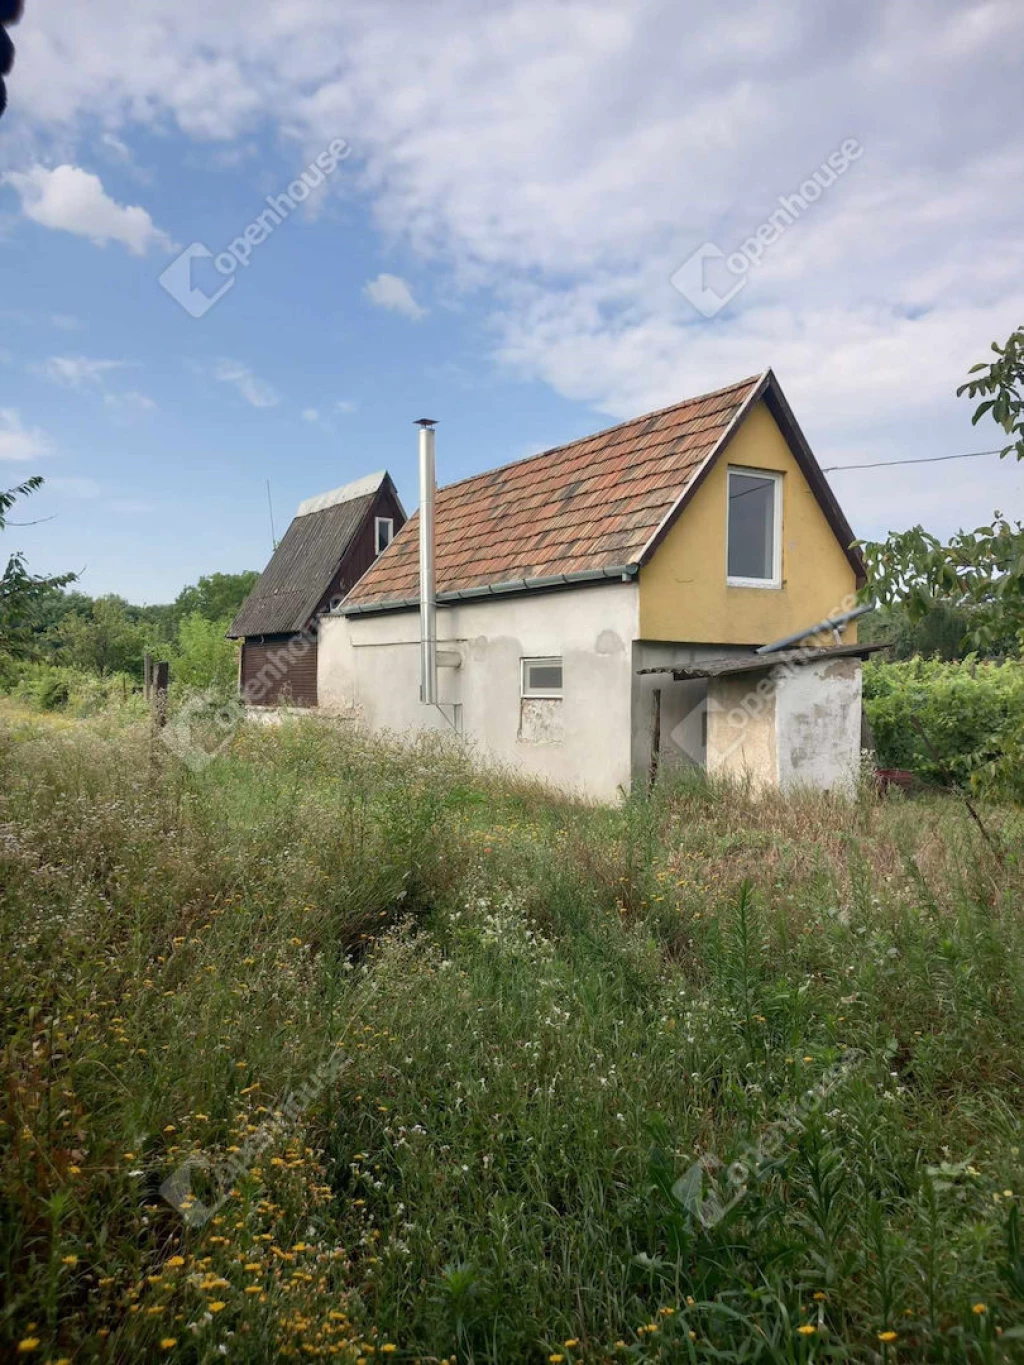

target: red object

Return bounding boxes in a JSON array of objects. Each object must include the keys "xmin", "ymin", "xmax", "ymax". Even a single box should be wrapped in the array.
[{"xmin": 876, "ymin": 768, "xmax": 918, "ymax": 792}]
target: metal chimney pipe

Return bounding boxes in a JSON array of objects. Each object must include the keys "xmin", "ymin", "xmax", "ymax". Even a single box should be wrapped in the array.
[{"xmin": 416, "ymin": 419, "xmax": 438, "ymax": 705}]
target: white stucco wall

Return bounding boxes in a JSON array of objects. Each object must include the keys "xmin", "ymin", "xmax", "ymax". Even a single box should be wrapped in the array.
[
  {"xmin": 705, "ymin": 654, "xmax": 862, "ymax": 795},
  {"xmin": 776, "ymin": 655, "xmax": 862, "ymax": 796},
  {"xmin": 318, "ymin": 582, "xmax": 639, "ymax": 802}
]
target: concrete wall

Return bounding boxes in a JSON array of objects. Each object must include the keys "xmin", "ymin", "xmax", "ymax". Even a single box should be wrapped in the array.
[
  {"xmin": 776, "ymin": 655, "xmax": 862, "ymax": 796},
  {"xmin": 705, "ymin": 655, "xmax": 863, "ymax": 795},
  {"xmin": 638, "ymin": 401, "xmax": 859, "ymax": 645},
  {"xmin": 318, "ymin": 581, "xmax": 639, "ymax": 802}
]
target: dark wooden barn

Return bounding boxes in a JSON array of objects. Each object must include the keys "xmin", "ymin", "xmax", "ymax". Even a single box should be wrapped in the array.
[{"xmin": 227, "ymin": 471, "xmax": 405, "ymax": 707}]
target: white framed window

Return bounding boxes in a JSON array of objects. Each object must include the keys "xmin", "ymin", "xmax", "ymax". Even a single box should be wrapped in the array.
[
  {"xmin": 521, "ymin": 656, "xmax": 563, "ymax": 698},
  {"xmin": 374, "ymin": 516, "xmax": 394, "ymax": 556},
  {"xmin": 726, "ymin": 466, "xmax": 782, "ymax": 588}
]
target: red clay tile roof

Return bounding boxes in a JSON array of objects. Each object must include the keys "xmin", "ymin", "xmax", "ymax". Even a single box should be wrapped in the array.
[{"xmin": 346, "ymin": 375, "xmax": 767, "ymax": 610}]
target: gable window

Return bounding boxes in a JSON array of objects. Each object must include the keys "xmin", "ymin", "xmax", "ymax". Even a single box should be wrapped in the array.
[
  {"xmin": 521, "ymin": 656, "xmax": 563, "ymax": 698},
  {"xmin": 727, "ymin": 467, "xmax": 782, "ymax": 587},
  {"xmin": 374, "ymin": 516, "xmax": 394, "ymax": 556}
]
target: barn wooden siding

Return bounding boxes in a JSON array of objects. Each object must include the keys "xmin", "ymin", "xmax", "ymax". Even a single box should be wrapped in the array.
[
  {"xmin": 232, "ymin": 479, "xmax": 407, "ymax": 710},
  {"xmin": 241, "ymin": 635, "xmax": 318, "ymax": 707}
]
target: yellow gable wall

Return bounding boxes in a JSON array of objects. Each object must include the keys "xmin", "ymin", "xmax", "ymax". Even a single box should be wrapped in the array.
[{"xmin": 638, "ymin": 400, "xmax": 858, "ymax": 645}]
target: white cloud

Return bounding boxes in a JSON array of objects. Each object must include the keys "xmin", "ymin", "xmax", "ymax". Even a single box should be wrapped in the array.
[
  {"xmin": 335, "ymin": 399, "xmax": 358, "ymax": 414},
  {"xmin": 213, "ymin": 358, "xmax": 281, "ymax": 408},
  {"xmin": 0, "ymin": 409, "xmax": 51, "ymax": 462},
  {"xmin": 9, "ymin": 0, "xmax": 1024, "ymax": 535},
  {"xmin": 4, "ymin": 164, "xmax": 175, "ymax": 255},
  {"xmin": 50, "ymin": 313, "xmax": 83, "ymax": 331},
  {"xmin": 34, "ymin": 355, "xmax": 156, "ymax": 423},
  {"xmin": 363, "ymin": 273, "xmax": 427, "ymax": 321},
  {"xmin": 39, "ymin": 355, "xmax": 127, "ymax": 388},
  {"xmin": 301, "ymin": 407, "xmax": 320, "ymax": 423},
  {"xmin": 100, "ymin": 132, "xmax": 132, "ymax": 162},
  {"xmin": 104, "ymin": 389, "xmax": 158, "ymax": 421}
]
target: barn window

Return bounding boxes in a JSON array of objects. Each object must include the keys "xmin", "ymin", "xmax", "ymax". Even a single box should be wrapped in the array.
[
  {"xmin": 521, "ymin": 657, "xmax": 563, "ymax": 698},
  {"xmin": 374, "ymin": 517, "xmax": 394, "ymax": 555},
  {"xmin": 727, "ymin": 467, "xmax": 782, "ymax": 587}
]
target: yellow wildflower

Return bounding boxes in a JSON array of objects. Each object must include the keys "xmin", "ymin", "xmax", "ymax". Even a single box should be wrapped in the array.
[
  {"xmin": 17, "ymin": 1342, "xmax": 40, "ymax": 1354},
  {"xmin": 973, "ymin": 1303, "xmax": 987, "ymax": 1315},
  {"xmin": 878, "ymin": 1330, "xmax": 898, "ymax": 1343},
  {"xmin": 208, "ymin": 1301, "xmax": 226, "ymax": 1313},
  {"xmin": 166, "ymin": 1256, "xmax": 185, "ymax": 1268},
  {"xmin": 797, "ymin": 1325, "xmax": 816, "ymax": 1336},
  {"xmin": 160, "ymin": 1340, "xmax": 178, "ymax": 1350}
]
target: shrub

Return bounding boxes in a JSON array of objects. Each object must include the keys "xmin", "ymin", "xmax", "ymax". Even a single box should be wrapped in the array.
[
  {"xmin": 171, "ymin": 611, "xmax": 239, "ymax": 694},
  {"xmin": 0, "ymin": 659, "xmax": 143, "ymax": 717},
  {"xmin": 864, "ymin": 656, "xmax": 1024, "ymax": 797}
]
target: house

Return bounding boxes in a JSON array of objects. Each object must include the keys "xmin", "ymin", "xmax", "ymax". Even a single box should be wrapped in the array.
[
  {"xmin": 317, "ymin": 371, "xmax": 877, "ymax": 799},
  {"xmin": 228, "ymin": 471, "xmax": 405, "ymax": 707}
]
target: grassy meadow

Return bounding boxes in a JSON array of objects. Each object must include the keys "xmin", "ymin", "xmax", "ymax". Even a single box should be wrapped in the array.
[{"xmin": 2, "ymin": 702, "xmax": 1024, "ymax": 1362}]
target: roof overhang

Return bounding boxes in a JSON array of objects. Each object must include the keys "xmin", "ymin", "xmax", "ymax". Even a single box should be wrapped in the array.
[
  {"xmin": 637, "ymin": 640, "xmax": 889, "ymax": 681},
  {"xmin": 339, "ymin": 563, "xmax": 638, "ymax": 615}
]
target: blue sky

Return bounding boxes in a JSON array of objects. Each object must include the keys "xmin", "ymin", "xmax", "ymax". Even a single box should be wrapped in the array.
[{"xmin": 1, "ymin": 0, "xmax": 1022, "ymax": 603}]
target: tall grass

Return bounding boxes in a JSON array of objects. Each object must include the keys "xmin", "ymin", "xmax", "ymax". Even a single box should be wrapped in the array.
[{"xmin": 1, "ymin": 706, "xmax": 1023, "ymax": 1361}]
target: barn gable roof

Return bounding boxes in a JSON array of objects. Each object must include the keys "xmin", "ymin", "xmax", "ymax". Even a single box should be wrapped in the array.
[
  {"xmin": 228, "ymin": 471, "xmax": 401, "ymax": 637},
  {"xmin": 342, "ymin": 370, "xmax": 861, "ymax": 614}
]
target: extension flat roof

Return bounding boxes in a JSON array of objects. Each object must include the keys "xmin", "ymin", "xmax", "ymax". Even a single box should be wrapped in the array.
[{"xmin": 636, "ymin": 641, "xmax": 890, "ymax": 681}]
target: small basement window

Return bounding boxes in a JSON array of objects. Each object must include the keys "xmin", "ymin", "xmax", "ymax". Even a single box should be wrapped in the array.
[
  {"xmin": 521, "ymin": 656, "xmax": 563, "ymax": 698},
  {"xmin": 374, "ymin": 517, "xmax": 394, "ymax": 555},
  {"xmin": 727, "ymin": 467, "xmax": 782, "ymax": 587}
]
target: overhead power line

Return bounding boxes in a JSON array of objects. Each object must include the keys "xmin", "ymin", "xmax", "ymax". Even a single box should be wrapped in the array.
[{"xmin": 822, "ymin": 449, "xmax": 1005, "ymax": 474}]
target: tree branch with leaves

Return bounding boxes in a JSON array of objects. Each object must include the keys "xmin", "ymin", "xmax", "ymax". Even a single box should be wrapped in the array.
[
  {"xmin": 0, "ymin": 476, "xmax": 77, "ymax": 656},
  {"xmin": 861, "ymin": 328, "xmax": 1024, "ymax": 653}
]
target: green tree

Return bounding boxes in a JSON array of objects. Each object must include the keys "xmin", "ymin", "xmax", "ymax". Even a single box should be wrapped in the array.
[
  {"xmin": 174, "ymin": 571, "xmax": 259, "ymax": 625},
  {"xmin": 0, "ymin": 476, "xmax": 76, "ymax": 656},
  {"xmin": 172, "ymin": 611, "xmax": 239, "ymax": 693},
  {"xmin": 862, "ymin": 328, "xmax": 1024, "ymax": 652},
  {"xmin": 56, "ymin": 596, "xmax": 148, "ymax": 676},
  {"xmin": 862, "ymin": 331, "xmax": 1024, "ymax": 798},
  {"xmin": 859, "ymin": 600, "xmax": 1018, "ymax": 661}
]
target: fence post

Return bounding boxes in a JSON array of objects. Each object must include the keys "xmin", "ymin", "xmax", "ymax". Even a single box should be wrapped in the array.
[
  {"xmin": 143, "ymin": 652, "xmax": 152, "ymax": 702},
  {"xmin": 152, "ymin": 661, "xmax": 170, "ymax": 729},
  {"xmin": 648, "ymin": 687, "xmax": 662, "ymax": 792}
]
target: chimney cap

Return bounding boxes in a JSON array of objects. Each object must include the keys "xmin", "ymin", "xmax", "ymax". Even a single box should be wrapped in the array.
[{"xmin": 414, "ymin": 417, "xmax": 438, "ymax": 428}]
